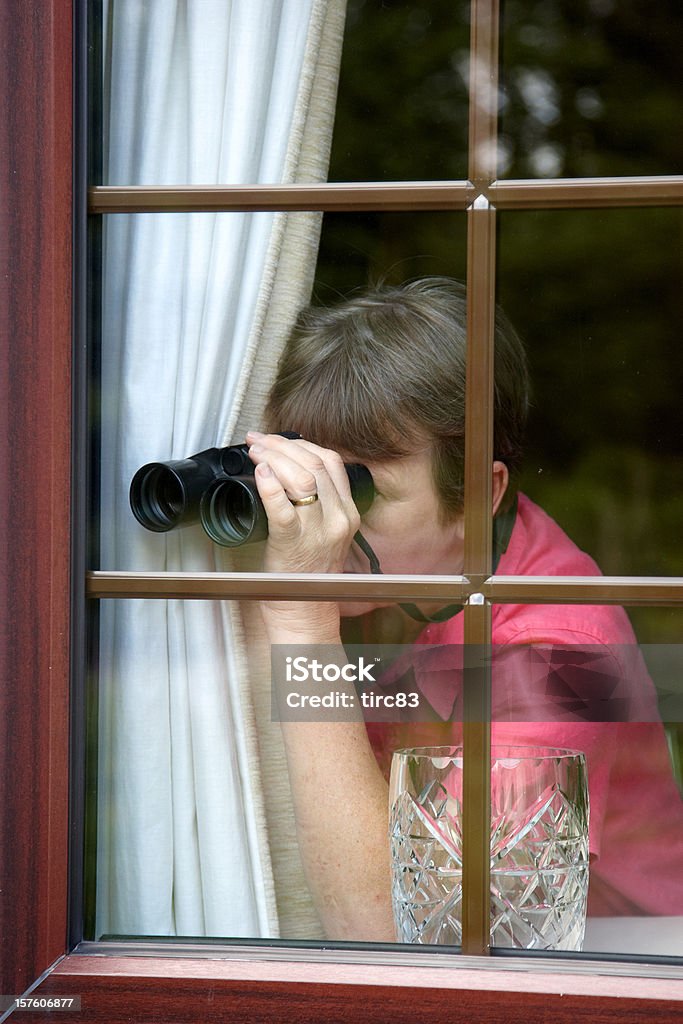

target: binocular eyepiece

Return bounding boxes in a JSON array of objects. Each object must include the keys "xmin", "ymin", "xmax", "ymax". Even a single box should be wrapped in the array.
[{"xmin": 129, "ymin": 433, "xmax": 374, "ymax": 547}]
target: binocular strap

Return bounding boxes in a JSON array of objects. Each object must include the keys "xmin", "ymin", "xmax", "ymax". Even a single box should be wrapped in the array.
[{"xmin": 352, "ymin": 496, "xmax": 517, "ymax": 625}]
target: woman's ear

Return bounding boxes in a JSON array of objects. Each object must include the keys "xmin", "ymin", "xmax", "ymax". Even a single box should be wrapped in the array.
[{"xmin": 492, "ymin": 460, "xmax": 510, "ymax": 516}]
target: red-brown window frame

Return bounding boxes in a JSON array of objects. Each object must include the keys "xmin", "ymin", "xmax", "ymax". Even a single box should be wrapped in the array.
[{"xmin": 2, "ymin": 1, "xmax": 683, "ymax": 1020}]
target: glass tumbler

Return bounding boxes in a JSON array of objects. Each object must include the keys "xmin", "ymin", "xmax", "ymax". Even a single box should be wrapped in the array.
[{"xmin": 389, "ymin": 745, "xmax": 589, "ymax": 950}]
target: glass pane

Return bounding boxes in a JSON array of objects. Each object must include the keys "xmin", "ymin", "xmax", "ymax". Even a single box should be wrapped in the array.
[
  {"xmin": 96, "ymin": 209, "xmax": 304, "ymax": 572},
  {"xmin": 328, "ymin": 0, "xmax": 470, "ymax": 182},
  {"xmin": 98, "ymin": 0, "xmax": 471, "ymax": 188},
  {"xmin": 480, "ymin": 609, "xmax": 683, "ymax": 954},
  {"xmin": 498, "ymin": 207, "xmax": 683, "ymax": 577},
  {"xmin": 87, "ymin": 0, "xmax": 683, "ymax": 965},
  {"xmin": 500, "ymin": 0, "xmax": 683, "ymax": 178},
  {"xmin": 571, "ymin": 605, "xmax": 683, "ymax": 956},
  {"xmin": 90, "ymin": 197, "xmax": 683, "ymax": 954},
  {"xmin": 315, "ymin": 209, "xmax": 468, "ymax": 295}
]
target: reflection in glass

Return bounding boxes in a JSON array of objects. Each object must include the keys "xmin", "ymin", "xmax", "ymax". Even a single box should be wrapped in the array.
[{"xmin": 500, "ymin": 0, "xmax": 683, "ymax": 178}]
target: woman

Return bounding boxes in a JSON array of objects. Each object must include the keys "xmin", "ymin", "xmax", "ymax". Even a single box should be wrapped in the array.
[{"xmin": 245, "ymin": 278, "xmax": 683, "ymax": 940}]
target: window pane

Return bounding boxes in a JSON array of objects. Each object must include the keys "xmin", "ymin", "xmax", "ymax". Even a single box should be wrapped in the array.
[
  {"xmin": 570, "ymin": 605, "xmax": 683, "ymax": 956},
  {"xmin": 97, "ymin": 209, "xmax": 318, "ymax": 572},
  {"xmin": 328, "ymin": 0, "xmax": 470, "ymax": 182},
  {"xmin": 315, "ymin": 210, "xmax": 468, "ymax": 295},
  {"xmin": 500, "ymin": 0, "xmax": 683, "ymax": 178},
  {"xmin": 498, "ymin": 207, "xmax": 683, "ymax": 577},
  {"xmin": 96, "ymin": 210, "xmax": 467, "ymax": 574},
  {"xmin": 99, "ymin": 0, "xmax": 472, "ymax": 188},
  {"xmin": 477, "ymin": 604, "xmax": 683, "ymax": 953}
]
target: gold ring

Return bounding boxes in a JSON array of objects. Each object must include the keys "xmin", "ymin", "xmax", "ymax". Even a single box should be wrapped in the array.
[{"xmin": 290, "ymin": 493, "xmax": 319, "ymax": 507}]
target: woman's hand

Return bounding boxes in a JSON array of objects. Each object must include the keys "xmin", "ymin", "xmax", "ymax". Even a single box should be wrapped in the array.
[
  {"xmin": 247, "ymin": 431, "xmax": 360, "ymax": 574},
  {"xmin": 246, "ymin": 431, "xmax": 360, "ymax": 641}
]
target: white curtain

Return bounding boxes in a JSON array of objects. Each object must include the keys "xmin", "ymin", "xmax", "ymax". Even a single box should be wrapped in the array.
[{"xmin": 97, "ymin": 0, "xmax": 346, "ymax": 939}]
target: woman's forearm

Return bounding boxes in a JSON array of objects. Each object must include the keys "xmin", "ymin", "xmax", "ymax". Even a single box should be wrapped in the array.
[
  {"xmin": 269, "ymin": 615, "xmax": 395, "ymax": 941},
  {"xmin": 280, "ymin": 717, "xmax": 395, "ymax": 941}
]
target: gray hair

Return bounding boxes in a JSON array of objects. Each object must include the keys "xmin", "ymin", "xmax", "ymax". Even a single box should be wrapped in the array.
[{"xmin": 266, "ymin": 278, "xmax": 530, "ymax": 518}]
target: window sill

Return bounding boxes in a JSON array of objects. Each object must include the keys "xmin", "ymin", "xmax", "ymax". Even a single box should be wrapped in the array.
[{"xmin": 26, "ymin": 946, "xmax": 683, "ymax": 1023}]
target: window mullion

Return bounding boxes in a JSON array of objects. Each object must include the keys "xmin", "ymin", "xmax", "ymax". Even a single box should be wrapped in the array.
[
  {"xmin": 468, "ymin": 0, "xmax": 500, "ymax": 190},
  {"xmin": 461, "ymin": 0, "xmax": 500, "ymax": 958}
]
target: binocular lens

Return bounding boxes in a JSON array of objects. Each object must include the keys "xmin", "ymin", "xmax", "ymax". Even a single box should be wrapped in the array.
[
  {"xmin": 200, "ymin": 477, "xmax": 261, "ymax": 547},
  {"xmin": 131, "ymin": 465, "xmax": 185, "ymax": 531}
]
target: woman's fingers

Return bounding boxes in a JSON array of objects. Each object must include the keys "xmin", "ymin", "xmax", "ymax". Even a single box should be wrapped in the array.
[
  {"xmin": 252, "ymin": 461, "xmax": 303, "ymax": 539},
  {"xmin": 247, "ymin": 432, "xmax": 360, "ymax": 572},
  {"xmin": 250, "ymin": 447, "xmax": 319, "ymax": 502},
  {"xmin": 246, "ymin": 431, "xmax": 357, "ymax": 512},
  {"xmin": 286, "ymin": 439, "xmax": 361, "ymax": 519}
]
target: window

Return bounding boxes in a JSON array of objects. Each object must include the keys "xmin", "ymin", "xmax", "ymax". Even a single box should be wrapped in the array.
[{"xmin": 3, "ymin": 0, "xmax": 683, "ymax": 1018}]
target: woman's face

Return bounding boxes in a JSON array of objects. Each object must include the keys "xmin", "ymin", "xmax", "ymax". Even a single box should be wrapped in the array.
[{"xmin": 341, "ymin": 448, "xmax": 465, "ymax": 618}]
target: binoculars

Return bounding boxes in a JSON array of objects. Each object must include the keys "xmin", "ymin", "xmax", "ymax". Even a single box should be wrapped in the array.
[{"xmin": 129, "ymin": 433, "xmax": 374, "ymax": 547}]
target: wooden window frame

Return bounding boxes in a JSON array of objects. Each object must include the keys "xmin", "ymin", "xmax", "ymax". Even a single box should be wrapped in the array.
[{"xmin": 2, "ymin": 0, "xmax": 683, "ymax": 1018}]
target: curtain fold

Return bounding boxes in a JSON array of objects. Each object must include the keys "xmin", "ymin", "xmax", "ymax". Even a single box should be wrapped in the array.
[{"xmin": 97, "ymin": 0, "xmax": 346, "ymax": 939}]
